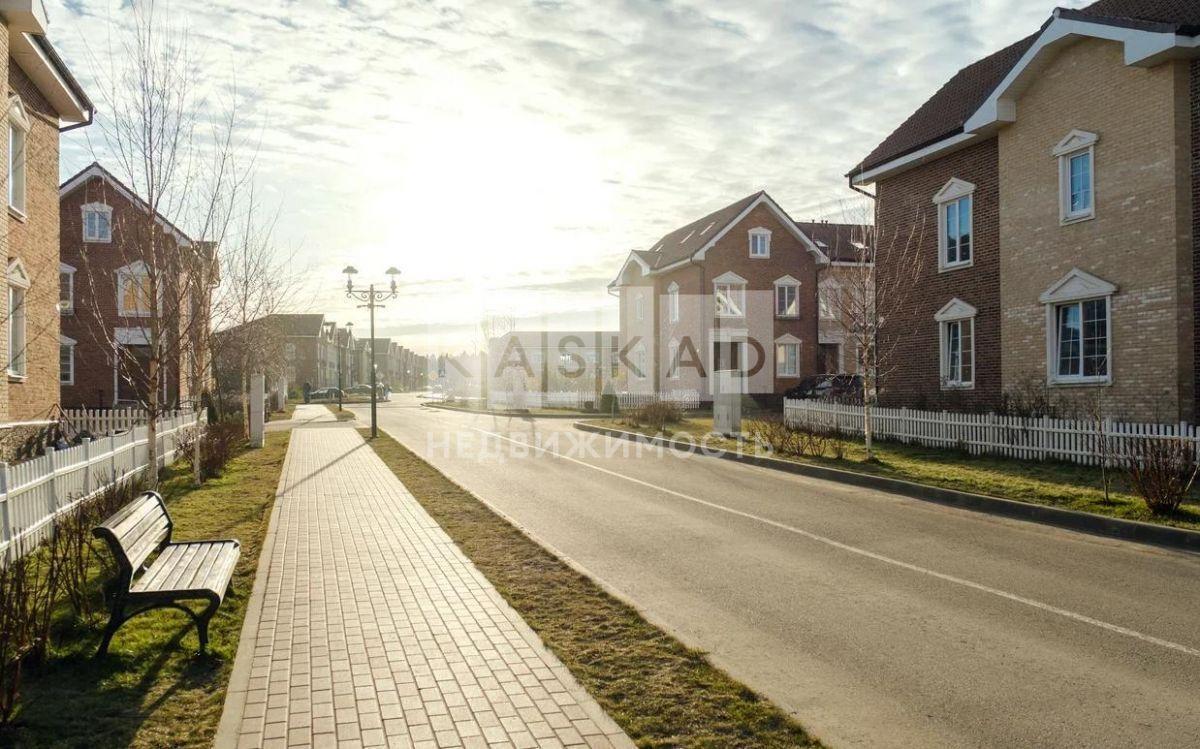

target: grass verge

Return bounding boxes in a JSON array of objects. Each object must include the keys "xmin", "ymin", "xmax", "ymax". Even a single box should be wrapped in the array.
[
  {"xmin": 362, "ymin": 428, "xmax": 819, "ymax": 748},
  {"xmin": 590, "ymin": 417, "xmax": 1200, "ymax": 531},
  {"xmin": 4, "ymin": 430, "xmax": 291, "ymax": 748},
  {"xmin": 322, "ymin": 403, "xmax": 358, "ymax": 421}
]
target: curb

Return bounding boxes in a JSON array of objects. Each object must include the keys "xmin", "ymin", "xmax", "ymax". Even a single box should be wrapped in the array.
[
  {"xmin": 424, "ymin": 402, "xmax": 596, "ymax": 419},
  {"xmin": 573, "ymin": 421, "xmax": 1200, "ymax": 554}
]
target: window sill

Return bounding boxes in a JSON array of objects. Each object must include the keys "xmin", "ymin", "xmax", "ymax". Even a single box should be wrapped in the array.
[
  {"xmin": 776, "ymin": 373, "xmax": 801, "ymax": 379},
  {"xmin": 1060, "ymin": 212, "xmax": 1095, "ymax": 227},
  {"xmin": 941, "ymin": 382, "xmax": 974, "ymax": 391},
  {"xmin": 84, "ymin": 237, "xmax": 113, "ymax": 244},
  {"xmin": 749, "ymin": 254, "xmax": 771, "ymax": 259},
  {"xmin": 7, "ymin": 373, "xmax": 26, "ymax": 383},
  {"xmin": 1049, "ymin": 377, "xmax": 1109, "ymax": 387},
  {"xmin": 776, "ymin": 314, "xmax": 800, "ymax": 320},
  {"xmin": 938, "ymin": 260, "xmax": 973, "ymax": 273},
  {"xmin": 7, "ymin": 205, "xmax": 26, "ymax": 222}
]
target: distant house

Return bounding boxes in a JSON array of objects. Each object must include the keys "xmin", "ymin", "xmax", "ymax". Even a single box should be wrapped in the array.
[
  {"xmin": 0, "ymin": 5, "xmax": 93, "ymax": 422},
  {"xmin": 609, "ymin": 191, "xmax": 866, "ymax": 402},
  {"xmin": 264, "ymin": 314, "xmax": 337, "ymax": 391},
  {"xmin": 59, "ymin": 163, "xmax": 215, "ymax": 409},
  {"xmin": 850, "ymin": 0, "xmax": 1200, "ymax": 421}
]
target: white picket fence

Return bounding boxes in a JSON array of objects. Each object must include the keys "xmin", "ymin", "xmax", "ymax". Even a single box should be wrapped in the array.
[
  {"xmin": 0, "ymin": 410, "xmax": 202, "ymax": 561},
  {"xmin": 61, "ymin": 407, "xmax": 151, "ymax": 436},
  {"xmin": 783, "ymin": 399, "xmax": 1200, "ymax": 467},
  {"xmin": 618, "ymin": 390, "xmax": 701, "ymax": 410}
]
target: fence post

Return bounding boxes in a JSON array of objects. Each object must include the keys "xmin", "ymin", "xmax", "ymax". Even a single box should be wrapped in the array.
[
  {"xmin": 47, "ymin": 446, "xmax": 58, "ymax": 517},
  {"xmin": 0, "ymin": 462, "xmax": 9, "ymax": 554},
  {"xmin": 110, "ymin": 432, "xmax": 118, "ymax": 483},
  {"xmin": 82, "ymin": 437, "xmax": 92, "ymax": 497}
]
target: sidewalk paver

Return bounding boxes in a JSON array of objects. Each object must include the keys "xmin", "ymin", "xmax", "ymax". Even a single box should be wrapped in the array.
[
  {"xmin": 266, "ymin": 403, "xmax": 337, "ymax": 432},
  {"xmin": 216, "ymin": 427, "xmax": 632, "ymax": 749}
]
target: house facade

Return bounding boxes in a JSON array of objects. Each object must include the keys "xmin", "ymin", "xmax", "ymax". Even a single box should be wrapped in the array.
[
  {"xmin": 270, "ymin": 313, "xmax": 336, "ymax": 392},
  {"xmin": 0, "ymin": 3, "xmax": 92, "ymax": 421},
  {"xmin": 852, "ymin": 0, "xmax": 1200, "ymax": 422},
  {"xmin": 59, "ymin": 163, "xmax": 214, "ymax": 409},
  {"xmin": 610, "ymin": 191, "xmax": 864, "ymax": 402}
]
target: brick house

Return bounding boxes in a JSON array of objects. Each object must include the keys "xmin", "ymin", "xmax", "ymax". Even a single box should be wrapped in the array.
[
  {"xmin": 267, "ymin": 313, "xmax": 336, "ymax": 392},
  {"xmin": 851, "ymin": 0, "xmax": 1200, "ymax": 422},
  {"xmin": 0, "ymin": 4, "xmax": 92, "ymax": 421},
  {"xmin": 609, "ymin": 191, "xmax": 865, "ymax": 402},
  {"xmin": 59, "ymin": 163, "xmax": 215, "ymax": 409}
]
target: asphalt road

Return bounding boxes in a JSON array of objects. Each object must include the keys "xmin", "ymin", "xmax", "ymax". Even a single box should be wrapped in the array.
[{"xmin": 353, "ymin": 395, "xmax": 1200, "ymax": 748}]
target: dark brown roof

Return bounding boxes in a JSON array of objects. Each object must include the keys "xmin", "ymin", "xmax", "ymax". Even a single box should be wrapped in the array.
[
  {"xmin": 852, "ymin": 0, "xmax": 1200, "ymax": 175},
  {"xmin": 794, "ymin": 222, "xmax": 871, "ymax": 263},
  {"xmin": 641, "ymin": 191, "xmax": 764, "ymax": 270},
  {"xmin": 265, "ymin": 313, "xmax": 326, "ymax": 337}
]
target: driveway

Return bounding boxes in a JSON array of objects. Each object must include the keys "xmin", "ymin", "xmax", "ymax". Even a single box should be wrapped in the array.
[{"xmin": 353, "ymin": 395, "xmax": 1200, "ymax": 748}]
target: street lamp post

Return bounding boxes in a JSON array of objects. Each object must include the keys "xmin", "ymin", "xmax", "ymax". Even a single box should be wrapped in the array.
[
  {"xmin": 343, "ymin": 266, "xmax": 400, "ymax": 438},
  {"xmin": 338, "ymin": 321, "xmax": 353, "ymax": 412}
]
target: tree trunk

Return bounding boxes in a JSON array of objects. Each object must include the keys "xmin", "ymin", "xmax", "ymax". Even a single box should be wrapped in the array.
[{"xmin": 145, "ymin": 355, "xmax": 160, "ymax": 488}]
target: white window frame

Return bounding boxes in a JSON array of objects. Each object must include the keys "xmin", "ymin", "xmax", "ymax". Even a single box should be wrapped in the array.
[
  {"xmin": 667, "ymin": 282, "xmax": 679, "ymax": 323},
  {"xmin": 935, "ymin": 298, "xmax": 977, "ymax": 390},
  {"xmin": 82, "ymin": 202, "xmax": 113, "ymax": 243},
  {"xmin": 773, "ymin": 275, "xmax": 800, "ymax": 318},
  {"xmin": 634, "ymin": 292, "xmax": 645, "ymax": 322},
  {"xmin": 775, "ymin": 334, "xmax": 801, "ymax": 378},
  {"xmin": 7, "ymin": 258, "xmax": 29, "ymax": 379},
  {"xmin": 116, "ymin": 261, "xmax": 155, "ymax": 318},
  {"xmin": 933, "ymin": 178, "xmax": 975, "ymax": 271},
  {"xmin": 59, "ymin": 262, "xmax": 75, "ymax": 315},
  {"xmin": 713, "ymin": 271, "xmax": 746, "ymax": 319},
  {"xmin": 667, "ymin": 337, "xmax": 679, "ymax": 379},
  {"xmin": 748, "ymin": 227, "xmax": 771, "ymax": 258},
  {"xmin": 1053, "ymin": 130, "xmax": 1098, "ymax": 225},
  {"xmin": 7, "ymin": 97, "xmax": 29, "ymax": 218},
  {"xmin": 60, "ymin": 335, "xmax": 76, "ymax": 385},
  {"xmin": 1039, "ymin": 267, "xmax": 1115, "ymax": 386}
]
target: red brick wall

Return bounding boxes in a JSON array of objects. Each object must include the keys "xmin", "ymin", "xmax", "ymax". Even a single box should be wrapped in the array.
[
  {"xmin": 1192, "ymin": 59, "xmax": 1200, "ymax": 417},
  {"xmin": 7, "ymin": 62, "xmax": 61, "ymax": 419},
  {"xmin": 875, "ymin": 138, "xmax": 1002, "ymax": 411}
]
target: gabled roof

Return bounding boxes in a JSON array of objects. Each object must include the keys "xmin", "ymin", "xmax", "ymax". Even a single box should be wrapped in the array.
[
  {"xmin": 851, "ymin": 0, "xmax": 1200, "ymax": 180},
  {"xmin": 610, "ymin": 191, "xmax": 842, "ymax": 287},
  {"xmin": 794, "ymin": 221, "xmax": 872, "ymax": 263},
  {"xmin": 59, "ymin": 162, "xmax": 195, "ymax": 247},
  {"xmin": 263, "ymin": 313, "xmax": 326, "ymax": 337}
]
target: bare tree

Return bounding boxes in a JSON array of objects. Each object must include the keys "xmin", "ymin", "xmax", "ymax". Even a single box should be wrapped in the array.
[
  {"xmin": 827, "ymin": 205, "xmax": 926, "ymax": 460},
  {"xmin": 71, "ymin": 1, "xmax": 257, "ymax": 486}
]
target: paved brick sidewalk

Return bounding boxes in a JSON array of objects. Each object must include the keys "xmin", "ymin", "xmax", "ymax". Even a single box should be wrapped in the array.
[{"xmin": 216, "ymin": 428, "xmax": 632, "ymax": 749}]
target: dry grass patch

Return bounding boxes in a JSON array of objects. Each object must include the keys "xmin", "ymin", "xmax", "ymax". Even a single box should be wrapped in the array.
[{"xmin": 363, "ymin": 429, "xmax": 819, "ymax": 749}]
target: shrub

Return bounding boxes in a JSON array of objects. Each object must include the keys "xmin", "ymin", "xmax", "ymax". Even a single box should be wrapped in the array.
[
  {"xmin": 627, "ymin": 401, "xmax": 682, "ymax": 432},
  {"xmin": 196, "ymin": 420, "xmax": 245, "ymax": 480},
  {"xmin": 746, "ymin": 416, "xmax": 841, "ymax": 460},
  {"xmin": 1123, "ymin": 437, "xmax": 1199, "ymax": 515}
]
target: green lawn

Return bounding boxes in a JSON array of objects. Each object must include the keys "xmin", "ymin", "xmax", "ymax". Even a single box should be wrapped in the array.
[
  {"xmin": 3, "ymin": 430, "xmax": 291, "ymax": 748},
  {"xmin": 363, "ymin": 429, "xmax": 819, "ymax": 748},
  {"xmin": 322, "ymin": 403, "xmax": 358, "ymax": 421},
  {"xmin": 590, "ymin": 417, "xmax": 1200, "ymax": 532}
]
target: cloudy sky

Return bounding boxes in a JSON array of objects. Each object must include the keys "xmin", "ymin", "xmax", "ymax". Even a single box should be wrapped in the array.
[{"xmin": 50, "ymin": 0, "xmax": 1091, "ymax": 353}]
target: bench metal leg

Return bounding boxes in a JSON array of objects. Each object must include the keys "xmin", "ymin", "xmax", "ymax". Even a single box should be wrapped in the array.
[
  {"xmin": 95, "ymin": 594, "xmax": 127, "ymax": 658},
  {"xmin": 94, "ymin": 599, "xmax": 219, "ymax": 657},
  {"xmin": 196, "ymin": 598, "xmax": 219, "ymax": 653}
]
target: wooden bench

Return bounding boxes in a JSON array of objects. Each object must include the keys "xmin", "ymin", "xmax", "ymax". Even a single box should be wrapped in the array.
[{"xmin": 92, "ymin": 490, "xmax": 240, "ymax": 656}]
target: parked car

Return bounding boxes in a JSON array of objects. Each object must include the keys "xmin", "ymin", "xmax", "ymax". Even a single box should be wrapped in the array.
[
  {"xmin": 346, "ymin": 384, "xmax": 374, "ymax": 396},
  {"xmin": 784, "ymin": 374, "xmax": 863, "ymax": 403},
  {"xmin": 308, "ymin": 387, "xmax": 344, "ymax": 401}
]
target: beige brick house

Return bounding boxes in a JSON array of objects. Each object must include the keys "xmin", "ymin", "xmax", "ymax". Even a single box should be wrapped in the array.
[
  {"xmin": 0, "ymin": 3, "xmax": 92, "ymax": 422},
  {"xmin": 609, "ymin": 191, "xmax": 866, "ymax": 403},
  {"xmin": 851, "ymin": 0, "xmax": 1200, "ymax": 422}
]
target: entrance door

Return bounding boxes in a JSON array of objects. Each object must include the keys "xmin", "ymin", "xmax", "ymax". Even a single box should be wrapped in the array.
[{"xmin": 818, "ymin": 343, "xmax": 840, "ymax": 374}]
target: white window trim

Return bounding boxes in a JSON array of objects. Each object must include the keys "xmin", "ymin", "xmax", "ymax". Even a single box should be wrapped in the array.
[
  {"xmin": 713, "ymin": 271, "xmax": 747, "ymax": 319},
  {"xmin": 59, "ymin": 262, "xmax": 75, "ymax": 314},
  {"xmin": 667, "ymin": 337, "xmax": 680, "ymax": 379},
  {"xmin": 935, "ymin": 298, "xmax": 977, "ymax": 390},
  {"xmin": 773, "ymin": 275, "xmax": 800, "ymax": 318},
  {"xmin": 1054, "ymin": 130, "xmax": 1098, "ymax": 225},
  {"xmin": 7, "ymin": 258, "xmax": 29, "ymax": 380},
  {"xmin": 667, "ymin": 282, "xmax": 679, "ymax": 323},
  {"xmin": 7, "ymin": 96, "xmax": 29, "ymax": 219},
  {"xmin": 1039, "ymin": 267, "xmax": 1115, "ymax": 386},
  {"xmin": 748, "ymin": 227, "xmax": 771, "ymax": 258},
  {"xmin": 81, "ymin": 202, "xmax": 114, "ymax": 243},
  {"xmin": 60, "ymin": 334, "xmax": 76, "ymax": 385},
  {"xmin": 116, "ymin": 260, "xmax": 155, "ymax": 318},
  {"xmin": 775, "ymin": 334, "xmax": 801, "ymax": 378},
  {"xmin": 933, "ymin": 178, "xmax": 975, "ymax": 272}
]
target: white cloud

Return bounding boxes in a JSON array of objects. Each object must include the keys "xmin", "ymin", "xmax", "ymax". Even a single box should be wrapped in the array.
[{"xmin": 48, "ymin": 0, "xmax": 1085, "ymax": 352}]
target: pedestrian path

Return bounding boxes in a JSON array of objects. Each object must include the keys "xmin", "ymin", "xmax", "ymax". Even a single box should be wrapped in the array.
[
  {"xmin": 216, "ymin": 428, "xmax": 632, "ymax": 749},
  {"xmin": 266, "ymin": 403, "xmax": 337, "ymax": 432}
]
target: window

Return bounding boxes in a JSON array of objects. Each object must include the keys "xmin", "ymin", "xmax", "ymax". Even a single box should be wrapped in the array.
[
  {"xmin": 634, "ymin": 293, "xmax": 645, "ymax": 321},
  {"xmin": 775, "ymin": 281, "xmax": 798, "ymax": 317},
  {"xmin": 7, "ymin": 97, "xmax": 29, "ymax": 216},
  {"xmin": 819, "ymin": 285, "xmax": 839, "ymax": 320},
  {"xmin": 667, "ymin": 282, "xmax": 679, "ymax": 323},
  {"xmin": 749, "ymin": 228, "xmax": 771, "ymax": 258},
  {"xmin": 82, "ymin": 203, "xmax": 113, "ymax": 242},
  {"xmin": 935, "ymin": 298, "xmax": 976, "ymax": 389},
  {"xmin": 59, "ymin": 263, "xmax": 75, "ymax": 314},
  {"xmin": 1039, "ymin": 268, "xmax": 1114, "ymax": 385},
  {"xmin": 713, "ymin": 273, "xmax": 747, "ymax": 318},
  {"xmin": 1054, "ymin": 299, "xmax": 1108, "ymax": 381},
  {"xmin": 713, "ymin": 340, "xmax": 742, "ymax": 372},
  {"xmin": 667, "ymin": 338, "xmax": 679, "ymax": 379},
  {"xmin": 118, "ymin": 263, "xmax": 154, "ymax": 317},
  {"xmin": 776, "ymin": 337, "xmax": 800, "ymax": 377},
  {"xmin": 60, "ymin": 337, "xmax": 75, "ymax": 384},
  {"xmin": 933, "ymin": 178, "xmax": 975, "ymax": 270},
  {"xmin": 633, "ymin": 345, "xmax": 647, "ymax": 379},
  {"xmin": 1054, "ymin": 130, "xmax": 1097, "ymax": 224},
  {"xmin": 7, "ymin": 259, "xmax": 28, "ymax": 378}
]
